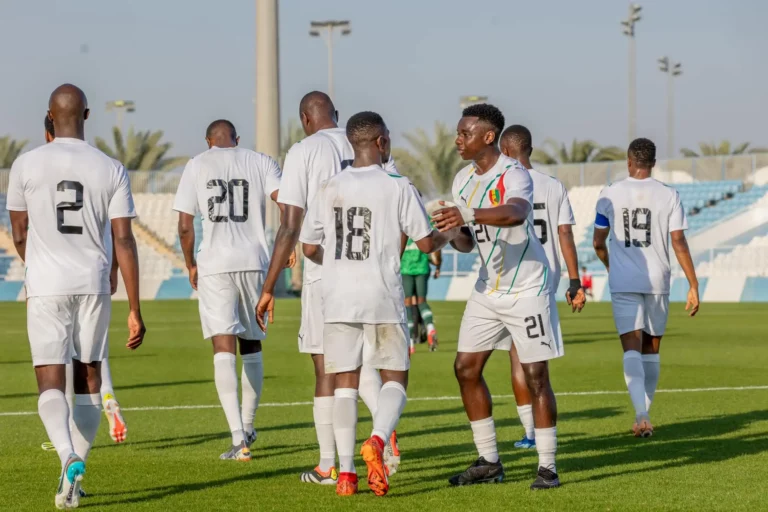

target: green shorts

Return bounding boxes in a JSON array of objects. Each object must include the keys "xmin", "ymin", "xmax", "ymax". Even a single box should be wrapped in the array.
[{"xmin": 402, "ymin": 273, "xmax": 429, "ymax": 299}]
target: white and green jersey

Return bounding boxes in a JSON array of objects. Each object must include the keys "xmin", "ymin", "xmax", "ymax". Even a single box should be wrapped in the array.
[{"xmin": 451, "ymin": 155, "xmax": 549, "ymax": 298}]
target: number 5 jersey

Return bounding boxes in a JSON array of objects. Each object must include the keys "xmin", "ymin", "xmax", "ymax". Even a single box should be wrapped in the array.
[
  {"xmin": 6, "ymin": 137, "xmax": 136, "ymax": 297},
  {"xmin": 299, "ymin": 166, "xmax": 432, "ymax": 324},
  {"xmin": 595, "ymin": 177, "xmax": 688, "ymax": 294},
  {"xmin": 451, "ymin": 155, "xmax": 550, "ymax": 298},
  {"xmin": 173, "ymin": 146, "xmax": 282, "ymax": 277}
]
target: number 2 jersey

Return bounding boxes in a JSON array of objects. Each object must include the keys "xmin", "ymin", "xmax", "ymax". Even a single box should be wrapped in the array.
[
  {"xmin": 451, "ymin": 155, "xmax": 550, "ymax": 298},
  {"xmin": 595, "ymin": 177, "xmax": 687, "ymax": 294},
  {"xmin": 173, "ymin": 147, "xmax": 282, "ymax": 277},
  {"xmin": 6, "ymin": 137, "xmax": 136, "ymax": 297},
  {"xmin": 299, "ymin": 165, "xmax": 432, "ymax": 324}
]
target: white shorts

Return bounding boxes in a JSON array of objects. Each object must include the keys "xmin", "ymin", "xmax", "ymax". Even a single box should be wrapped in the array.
[
  {"xmin": 458, "ymin": 291, "xmax": 564, "ymax": 364},
  {"xmin": 323, "ymin": 323, "xmax": 410, "ymax": 373},
  {"xmin": 611, "ymin": 293, "xmax": 669, "ymax": 336},
  {"xmin": 298, "ymin": 280, "xmax": 324, "ymax": 354},
  {"xmin": 27, "ymin": 295, "xmax": 111, "ymax": 366},
  {"xmin": 198, "ymin": 271, "xmax": 265, "ymax": 340}
]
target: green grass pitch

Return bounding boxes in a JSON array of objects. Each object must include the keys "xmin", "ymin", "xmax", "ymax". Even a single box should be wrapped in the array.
[{"xmin": 1, "ymin": 300, "xmax": 767, "ymax": 511}]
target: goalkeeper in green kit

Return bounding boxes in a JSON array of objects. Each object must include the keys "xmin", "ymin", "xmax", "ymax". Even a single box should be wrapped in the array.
[{"xmin": 401, "ymin": 236, "xmax": 441, "ymax": 353}]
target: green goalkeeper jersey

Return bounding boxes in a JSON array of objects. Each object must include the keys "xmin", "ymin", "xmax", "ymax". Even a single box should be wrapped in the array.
[{"xmin": 401, "ymin": 238, "xmax": 430, "ymax": 276}]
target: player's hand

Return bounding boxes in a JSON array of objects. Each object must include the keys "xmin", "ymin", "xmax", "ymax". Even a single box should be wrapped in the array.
[
  {"xmin": 110, "ymin": 267, "xmax": 119, "ymax": 295},
  {"xmin": 685, "ymin": 287, "xmax": 700, "ymax": 317},
  {"xmin": 285, "ymin": 248, "xmax": 297, "ymax": 269},
  {"xmin": 566, "ymin": 288, "xmax": 587, "ymax": 313},
  {"xmin": 126, "ymin": 310, "xmax": 146, "ymax": 350},
  {"xmin": 433, "ymin": 268, "xmax": 441, "ymax": 279},
  {"xmin": 188, "ymin": 265, "xmax": 198, "ymax": 291},
  {"xmin": 256, "ymin": 292, "xmax": 274, "ymax": 332},
  {"xmin": 432, "ymin": 201, "xmax": 472, "ymax": 232}
]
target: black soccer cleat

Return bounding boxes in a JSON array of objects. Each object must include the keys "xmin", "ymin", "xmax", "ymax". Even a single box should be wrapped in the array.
[
  {"xmin": 448, "ymin": 457, "xmax": 504, "ymax": 486},
  {"xmin": 530, "ymin": 466, "xmax": 560, "ymax": 490}
]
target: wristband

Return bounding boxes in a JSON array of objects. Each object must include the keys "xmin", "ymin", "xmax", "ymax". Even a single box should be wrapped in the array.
[{"xmin": 567, "ymin": 279, "xmax": 581, "ymax": 298}]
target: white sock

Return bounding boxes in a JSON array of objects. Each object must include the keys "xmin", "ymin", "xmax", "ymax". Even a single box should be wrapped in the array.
[
  {"xmin": 38, "ymin": 389, "xmax": 75, "ymax": 468},
  {"xmin": 623, "ymin": 351, "xmax": 648, "ymax": 420},
  {"xmin": 213, "ymin": 352, "xmax": 244, "ymax": 445},
  {"xmin": 517, "ymin": 404, "xmax": 535, "ymax": 440},
  {"xmin": 71, "ymin": 393, "xmax": 101, "ymax": 461},
  {"xmin": 427, "ymin": 323, "xmax": 436, "ymax": 332},
  {"xmin": 643, "ymin": 354, "xmax": 661, "ymax": 411},
  {"xmin": 333, "ymin": 388, "xmax": 358, "ymax": 474},
  {"xmin": 358, "ymin": 365, "xmax": 382, "ymax": 417},
  {"xmin": 371, "ymin": 381, "xmax": 407, "ymax": 442},
  {"xmin": 535, "ymin": 427, "xmax": 557, "ymax": 473},
  {"xmin": 100, "ymin": 358, "xmax": 115, "ymax": 400},
  {"xmin": 240, "ymin": 352, "xmax": 263, "ymax": 434},
  {"xmin": 65, "ymin": 363, "xmax": 75, "ymax": 432},
  {"xmin": 470, "ymin": 417, "xmax": 499, "ymax": 463},
  {"xmin": 313, "ymin": 396, "xmax": 336, "ymax": 471}
]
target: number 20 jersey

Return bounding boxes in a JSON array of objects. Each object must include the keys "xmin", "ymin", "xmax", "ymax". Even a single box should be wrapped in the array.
[
  {"xmin": 299, "ymin": 165, "xmax": 432, "ymax": 324},
  {"xmin": 451, "ymin": 155, "xmax": 550, "ymax": 298},
  {"xmin": 173, "ymin": 147, "xmax": 282, "ymax": 277},
  {"xmin": 595, "ymin": 177, "xmax": 687, "ymax": 295},
  {"xmin": 6, "ymin": 138, "xmax": 136, "ymax": 297}
]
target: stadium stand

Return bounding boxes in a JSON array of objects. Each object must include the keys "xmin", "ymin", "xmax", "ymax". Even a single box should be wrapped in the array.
[
  {"xmin": 697, "ymin": 235, "xmax": 768, "ymax": 277},
  {"xmin": 132, "ymin": 193, "xmax": 177, "ymax": 246}
]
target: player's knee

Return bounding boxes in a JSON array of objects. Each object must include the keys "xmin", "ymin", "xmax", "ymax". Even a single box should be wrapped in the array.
[
  {"xmin": 524, "ymin": 364, "xmax": 550, "ymax": 397},
  {"xmin": 454, "ymin": 357, "xmax": 479, "ymax": 383}
]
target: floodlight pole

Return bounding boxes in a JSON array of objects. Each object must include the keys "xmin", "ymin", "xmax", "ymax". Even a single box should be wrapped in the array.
[
  {"xmin": 659, "ymin": 56, "xmax": 683, "ymax": 158},
  {"xmin": 105, "ymin": 100, "xmax": 136, "ymax": 133},
  {"xmin": 621, "ymin": 4, "xmax": 642, "ymax": 144},
  {"xmin": 309, "ymin": 20, "xmax": 351, "ymax": 101}
]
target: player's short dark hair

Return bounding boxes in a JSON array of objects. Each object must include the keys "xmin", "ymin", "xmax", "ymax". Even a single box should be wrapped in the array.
[
  {"xmin": 500, "ymin": 124, "xmax": 532, "ymax": 152},
  {"xmin": 206, "ymin": 119, "xmax": 237, "ymax": 139},
  {"xmin": 628, "ymin": 138, "xmax": 656, "ymax": 169},
  {"xmin": 461, "ymin": 103, "xmax": 505, "ymax": 139},
  {"xmin": 346, "ymin": 111, "xmax": 386, "ymax": 146},
  {"xmin": 44, "ymin": 115, "xmax": 54, "ymax": 137}
]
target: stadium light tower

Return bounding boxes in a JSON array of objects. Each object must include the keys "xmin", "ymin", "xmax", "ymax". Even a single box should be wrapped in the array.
[
  {"xmin": 459, "ymin": 95, "xmax": 488, "ymax": 110},
  {"xmin": 621, "ymin": 3, "xmax": 642, "ymax": 144},
  {"xmin": 658, "ymin": 56, "xmax": 682, "ymax": 158},
  {"xmin": 309, "ymin": 20, "xmax": 351, "ymax": 101},
  {"xmin": 105, "ymin": 100, "xmax": 135, "ymax": 133}
]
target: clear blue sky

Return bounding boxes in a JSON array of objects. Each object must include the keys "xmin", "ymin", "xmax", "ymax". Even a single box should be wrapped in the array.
[{"xmin": 1, "ymin": 0, "xmax": 766, "ymax": 160}]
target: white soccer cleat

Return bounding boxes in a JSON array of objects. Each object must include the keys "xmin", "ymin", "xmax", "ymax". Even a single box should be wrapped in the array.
[
  {"xmin": 55, "ymin": 454, "xmax": 85, "ymax": 509},
  {"xmin": 103, "ymin": 395, "xmax": 127, "ymax": 443}
]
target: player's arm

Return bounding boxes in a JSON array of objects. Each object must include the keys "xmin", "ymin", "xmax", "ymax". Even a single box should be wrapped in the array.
[
  {"xmin": 430, "ymin": 250, "xmax": 442, "ymax": 278},
  {"xmin": 593, "ymin": 226, "xmax": 610, "ymax": 271},
  {"xmin": 400, "ymin": 233, "xmax": 408, "ymax": 260},
  {"xmin": 269, "ymin": 190, "xmax": 297, "ymax": 269},
  {"xmin": 110, "ymin": 229, "xmax": 119, "ymax": 295},
  {"xmin": 177, "ymin": 212, "xmax": 197, "ymax": 290},
  {"xmin": 112, "ymin": 217, "xmax": 145, "ymax": 349},
  {"xmin": 9, "ymin": 211, "xmax": 28, "ymax": 261},
  {"xmin": 449, "ymin": 227, "xmax": 476, "ymax": 253},
  {"xmin": 671, "ymin": 230, "xmax": 700, "ymax": 317},
  {"xmin": 302, "ymin": 243, "xmax": 323, "ymax": 265},
  {"xmin": 433, "ymin": 197, "xmax": 531, "ymax": 230},
  {"xmin": 6, "ymin": 161, "xmax": 28, "ymax": 261},
  {"xmin": 559, "ymin": 224, "xmax": 585, "ymax": 312}
]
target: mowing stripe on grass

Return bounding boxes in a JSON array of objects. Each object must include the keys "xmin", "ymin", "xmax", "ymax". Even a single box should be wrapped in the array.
[{"xmin": 1, "ymin": 385, "xmax": 767, "ymax": 417}]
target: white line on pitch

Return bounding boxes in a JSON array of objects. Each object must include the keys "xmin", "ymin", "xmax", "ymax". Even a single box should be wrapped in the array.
[{"xmin": 2, "ymin": 385, "xmax": 767, "ymax": 417}]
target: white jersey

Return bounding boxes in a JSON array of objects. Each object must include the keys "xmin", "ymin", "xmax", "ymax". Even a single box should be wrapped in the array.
[
  {"xmin": 595, "ymin": 177, "xmax": 687, "ymax": 294},
  {"xmin": 173, "ymin": 147, "xmax": 281, "ymax": 277},
  {"xmin": 299, "ymin": 165, "xmax": 432, "ymax": 324},
  {"xmin": 5, "ymin": 137, "xmax": 136, "ymax": 297},
  {"xmin": 452, "ymin": 155, "xmax": 549, "ymax": 297},
  {"xmin": 529, "ymin": 169, "xmax": 575, "ymax": 294}
]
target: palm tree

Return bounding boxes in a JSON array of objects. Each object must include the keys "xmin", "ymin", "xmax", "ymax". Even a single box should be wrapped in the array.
[
  {"xmin": 94, "ymin": 127, "xmax": 188, "ymax": 170},
  {"xmin": 391, "ymin": 122, "xmax": 463, "ymax": 196},
  {"xmin": 531, "ymin": 138, "xmax": 626, "ymax": 165},
  {"xmin": 279, "ymin": 120, "xmax": 305, "ymax": 166},
  {"xmin": 680, "ymin": 141, "xmax": 768, "ymax": 157},
  {"xmin": 0, "ymin": 136, "xmax": 28, "ymax": 167}
]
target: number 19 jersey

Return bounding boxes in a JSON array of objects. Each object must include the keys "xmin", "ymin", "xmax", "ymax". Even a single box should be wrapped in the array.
[
  {"xmin": 173, "ymin": 147, "xmax": 281, "ymax": 277},
  {"xmin": 299, "ymin": 165, "xmax": 432, "ymax": 324},
  {"xmin": 452, "ymin": 155, "xmax": 549, "ymax": 298},
  {"xmin": 595, "ymin": 177, "xmax": 687, "ymax": 294},
  {"xmin": 5, "ymin": 138, "xmax": 136, "ymax": 297}
]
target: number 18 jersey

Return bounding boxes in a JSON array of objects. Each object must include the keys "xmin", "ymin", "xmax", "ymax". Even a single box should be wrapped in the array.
[
  {"xmin": 173, "ymin": 147, "xmax": 282, "ymax": 277},
  {"xmin": 6, "ymin": 138, "xmax": 136, "ymax": 297},
  {"xmin": 595, "ymin": 177, "xmax": 687, "ymax": 294}
]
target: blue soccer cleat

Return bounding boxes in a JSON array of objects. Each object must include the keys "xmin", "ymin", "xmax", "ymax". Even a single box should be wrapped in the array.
[{"xmin": 514, "ymin": 435, "xmax": 536, "ymax": 449}]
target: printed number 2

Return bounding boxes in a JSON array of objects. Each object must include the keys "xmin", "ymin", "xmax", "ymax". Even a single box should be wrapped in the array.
[
  {"xmin": 524, "ymin": 314, "xmax": 546, "ymax": 339},
  {"xmin": 622, "ymin": 208, "xmax": 651, "ymax": 247},
  {"xmin": 56, "ymin": 180, "xmax": 84, "ymax": 234},
  {"xmin": 333, "ymin": 206, "xmax": 372, "ymax": 260},
  {"xmin": 207, "ymin": 179, "xmax": 250, "ymax": 223}
]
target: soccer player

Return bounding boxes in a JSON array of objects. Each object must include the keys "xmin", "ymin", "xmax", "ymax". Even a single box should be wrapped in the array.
[
  {"xmin": 173, "ymin": 119, "xmax": 289, "ymax": 461},
  {"xmin": 592, "ymin": 138, "xmax": 700, "ymax": 437},
  {"xmin": 299, "ymin": 111, "xmax": 453, "ymax": 496},
  {"xmin": 581, "ymin": 266, "xmax": 593, "ymax": 298},
  {"xmin": 432, "ymin": 104, "xmax": 562, "ymax": 490},
  {"xmin": 7, "ymin": 84, "xmax": 145, "ymax": 509},
  {"xmin": 42, "ymin": 115, "xmax": 128, "ymax": 449},
  {"xmin": 256, "ymin": 92, "xmax": 396, "ymax": 483},
  {"xmin": 500, "ymin": 124, "xmax": 585, "ymax": 449}
]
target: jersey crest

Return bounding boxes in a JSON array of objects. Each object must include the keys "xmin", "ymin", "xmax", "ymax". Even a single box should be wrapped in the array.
[{"xmin": 488, "ymin": 170, "xmax": 507, "ymax": 206}]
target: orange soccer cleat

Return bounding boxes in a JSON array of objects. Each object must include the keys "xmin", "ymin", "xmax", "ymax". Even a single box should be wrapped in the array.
[
  {"xmin": 361, "ymin": 436, "xmax": 389, "ymax": 496},
  {"xmin": 336, "ymin": 472, "xmax": 358, "ymax": 496}
]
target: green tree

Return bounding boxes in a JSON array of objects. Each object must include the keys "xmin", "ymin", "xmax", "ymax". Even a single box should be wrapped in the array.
[
  {"xmin": 0, "ymin": 136, "xmax": 28, "ymax": 167},
  {"xmin": 531, "ymin": 138, "xmax": 626, "ymax": 165},
  {"xmin": 94, "ymin": 127, "xmax": 188, "ymax": 170},
  {"xmin": 680, "ymin": 141, "xmax": 768, "ymax": 157},
  {"xmin": 391, "ymin": 122, "xmax": 463, "ymax": 196},
  {"xmin": 279, "ymin": 120, "xmax": 305, "ymax": 166}
]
